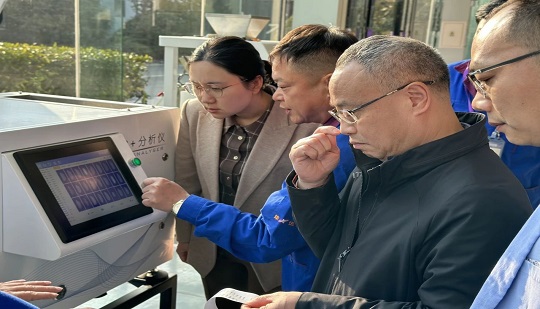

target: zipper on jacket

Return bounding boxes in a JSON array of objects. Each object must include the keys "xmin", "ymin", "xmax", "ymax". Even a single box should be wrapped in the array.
[
  {"xmin": 338, "ymin": 247, "xmax": 351, "ymax": 272},
  {"xmin": 335, "ymin": 167, "xmax": 380, "ymax": 277}
]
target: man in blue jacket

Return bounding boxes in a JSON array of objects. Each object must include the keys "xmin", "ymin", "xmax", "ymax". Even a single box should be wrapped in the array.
[
  {"xmin": 243, "ymin": 34, "xmax": 531, "ymax": 309},
  {"xmin": 449, "ymin": 0, "xmax": 540, "ymax": 207},
  {"xmin": 141, "ymin": 24, "xmax": 357, "ymax": 292}
]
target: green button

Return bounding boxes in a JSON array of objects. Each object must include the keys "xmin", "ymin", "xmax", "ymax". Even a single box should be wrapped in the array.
[{"xmin": 131, "ymin": 157, "xmax": 142, "ymax": 166}]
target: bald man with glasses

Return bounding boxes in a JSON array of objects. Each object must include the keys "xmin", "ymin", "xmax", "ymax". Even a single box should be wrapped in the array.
[{"xmin": 242, "ymin": 35, "xmax": 532, "ymax": 309}]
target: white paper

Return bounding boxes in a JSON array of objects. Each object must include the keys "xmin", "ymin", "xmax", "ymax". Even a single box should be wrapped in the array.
[{"xmin": 204, "ymin": 288, "xmax": 259, "ymax": 309}]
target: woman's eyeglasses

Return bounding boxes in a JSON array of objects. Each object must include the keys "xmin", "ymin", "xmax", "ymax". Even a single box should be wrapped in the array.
[{"xmin": 182, "ymin": 81, "xmax": 244, "ymax": 98}]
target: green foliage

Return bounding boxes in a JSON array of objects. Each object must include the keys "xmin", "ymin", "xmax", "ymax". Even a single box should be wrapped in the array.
[
  {"xmin": 122, "ymin": 0, "xmax": 202, "ymax": 60},
  {"xmin": 0, "ymin": 0, "xmax": 111, "ymax": 48},
  {"xmin": 0, "ymin": 42, "xmax": 152, "ymax": 102}
]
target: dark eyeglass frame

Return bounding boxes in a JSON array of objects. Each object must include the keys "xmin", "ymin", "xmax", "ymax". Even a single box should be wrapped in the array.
[
  {"xmin": 467, "ymin": 50, "xmax": 540, "ymax": 98},
  {"xmin": 182, "ymin": 80, "xmax": 245, "ymax": 98},
  {"xmin": 329, "ymin": 80, "xmax": 435, "ymax": 124}
]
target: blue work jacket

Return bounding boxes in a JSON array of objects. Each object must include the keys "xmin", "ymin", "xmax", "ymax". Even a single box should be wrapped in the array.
[{"xmin": 176, "ymin": 133, "xmax": 355, "ymax": 291}]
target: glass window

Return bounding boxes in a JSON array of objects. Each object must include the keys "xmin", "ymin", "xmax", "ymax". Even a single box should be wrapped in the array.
[
  {"xmin": 345, "ymin": 0, "xmax": 442, "ymax": 42},
  {"xmin": 1, "ymin": 0, "xmax": 448, "ymax": 105}
]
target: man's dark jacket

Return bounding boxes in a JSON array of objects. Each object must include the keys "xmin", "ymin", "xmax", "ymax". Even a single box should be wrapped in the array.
[{"xmin": 287, "ymin": 112, "xmax": 532, "ymax": 308}]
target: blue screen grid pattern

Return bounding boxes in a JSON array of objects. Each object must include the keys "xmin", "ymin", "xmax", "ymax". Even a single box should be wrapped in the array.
[{"xmin": 56, "ymin": 159, "xmax": 133, "ymax": 212}]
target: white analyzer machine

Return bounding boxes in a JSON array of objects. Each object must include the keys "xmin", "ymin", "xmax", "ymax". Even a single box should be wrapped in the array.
[{"xmin": 0, "ymin": 92, "xmax": 180, "ymax": 308}]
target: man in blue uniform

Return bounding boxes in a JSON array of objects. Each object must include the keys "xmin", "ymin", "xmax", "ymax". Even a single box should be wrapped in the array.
[
  {"xmin": 468, "ymin": 1, "xmax": 540, "ymax": 307},
  {"xmin": 449, "ymin": 0, "xmax": 540, "ymax": 207},
  {"xmin": 141, "ymin": 25, "xmax": 358, "ymax": 292}
]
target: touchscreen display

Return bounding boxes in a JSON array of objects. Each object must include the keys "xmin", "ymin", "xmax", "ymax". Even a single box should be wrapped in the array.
[
  {"xmin": 36, "ymin": 149, "xmax": 139, "ymax": 226},
  {"xmin": 14, "ymin": 137, "xmax": 152, "ymax": 243}
]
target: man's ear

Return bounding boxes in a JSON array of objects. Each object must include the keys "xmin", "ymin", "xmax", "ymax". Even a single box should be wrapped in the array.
[
  {"xmin": 321, "ymin": 73, "xmax": 332, "ymax": 87},
  {"xmin": 407, "ymin": 82, "xmax": 430, "ymax": 116},
  {"xmin": 322, "ymin": 72, "xmax": 333, "ymax": 98}
]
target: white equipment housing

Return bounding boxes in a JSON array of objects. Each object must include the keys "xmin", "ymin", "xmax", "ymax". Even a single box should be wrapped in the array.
[{"xmin": 0, "ymin": 92, "xmax": 180, "ymax": 308}]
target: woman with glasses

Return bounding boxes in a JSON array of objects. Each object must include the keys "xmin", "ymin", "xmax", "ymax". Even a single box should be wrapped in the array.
[{"xmin": 152, "ymin": 36, "xmax": 318, "ymax": 301}]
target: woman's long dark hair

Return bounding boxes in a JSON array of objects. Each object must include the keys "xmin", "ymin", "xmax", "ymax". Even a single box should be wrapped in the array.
[{"xmin": 189, "ymin": 36, "xmax": 276, "ymax": 94}]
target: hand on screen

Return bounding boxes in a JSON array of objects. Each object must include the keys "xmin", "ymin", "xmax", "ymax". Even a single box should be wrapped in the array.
[
  {"xmin": 0, "ymin": 279, "xmax": 63, "ymax": 301},
  {"xmin": 141, "ymin": 177, "xmax": 189, "ymax": 212}
]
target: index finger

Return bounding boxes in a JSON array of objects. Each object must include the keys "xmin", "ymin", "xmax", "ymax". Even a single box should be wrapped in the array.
[
  {"xmin": 243, "ymin": 295, "xmax": 273, "ymax": 308},
  {"xmin": 12, "ymin": 291, "xmax": 60, "ymax": 301},
  {"xmin": 313, "ymin": 125, "xmax": 341, "ymax": 136},
  {"xmin": 142, "ymin": 177, "xmax": 159, "ymax": 187},
  {"xmin": 16, "ymin": 281, "xmax": 54, "ymax": 287}
]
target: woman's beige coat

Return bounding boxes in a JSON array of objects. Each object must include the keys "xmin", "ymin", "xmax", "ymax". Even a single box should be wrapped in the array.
[{"xmin": 174, "ymin": 99, "xmax": 319, "ymax": 292}]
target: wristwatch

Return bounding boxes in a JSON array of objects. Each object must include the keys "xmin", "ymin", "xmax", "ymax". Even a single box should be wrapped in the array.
[{"xmin": 172, "ymin": 199, "xmax": 185, "ymax": 216}]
